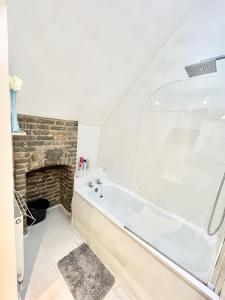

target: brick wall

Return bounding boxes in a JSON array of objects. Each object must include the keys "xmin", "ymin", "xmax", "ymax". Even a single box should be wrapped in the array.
[{"xmin": 13, "ymin": 115, "xmax": 78, "ymax": 214}]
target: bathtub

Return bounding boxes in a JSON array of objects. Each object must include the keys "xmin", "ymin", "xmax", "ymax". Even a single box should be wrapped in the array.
[
  {"xmin": 76, "ymin": 180, "xmax": 129, "ymax": 224},
  {"xmin": 72, "ymin": 179, "xmax": 218, "ymax": 300}
]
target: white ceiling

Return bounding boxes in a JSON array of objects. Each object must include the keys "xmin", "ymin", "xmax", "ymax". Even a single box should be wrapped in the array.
[{"xmin": 8, "ymin": 0, "xmax": 197, "ymax": 125}]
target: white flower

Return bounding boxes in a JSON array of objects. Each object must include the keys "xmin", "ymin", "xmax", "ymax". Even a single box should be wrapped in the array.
[{"xmin": 9, "ymin": 75, "xmax": 23, "ymax": 92}]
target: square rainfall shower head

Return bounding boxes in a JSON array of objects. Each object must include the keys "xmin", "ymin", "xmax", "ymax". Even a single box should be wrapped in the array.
[{"xmin": 185, "ymin": 60, "xmax": 217, "ymax": 78}]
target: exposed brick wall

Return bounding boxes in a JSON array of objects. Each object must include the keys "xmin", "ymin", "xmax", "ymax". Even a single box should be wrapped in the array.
[{"xmin": 13, "ymin": 115, "xmax": 78, "ymax": 215}]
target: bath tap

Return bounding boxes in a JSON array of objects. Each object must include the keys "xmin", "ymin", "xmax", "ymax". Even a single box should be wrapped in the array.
[
  {"xmin": 96, "ymin": 179, "xmax": 102, "ymax": 185},
  {"xmin": 96, "ymin": 179, "xmax": 103, "ymax": 197}
]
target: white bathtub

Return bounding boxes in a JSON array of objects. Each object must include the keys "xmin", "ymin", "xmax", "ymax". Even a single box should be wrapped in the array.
[
  {"xmin": 76, "ymin": 180, "xmax": 129, "ymax": 224},
  {"xmin": 73, "ymin": 179, "xmax": 218, "ymax": 300}
]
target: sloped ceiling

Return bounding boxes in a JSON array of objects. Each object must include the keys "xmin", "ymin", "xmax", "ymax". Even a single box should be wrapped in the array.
[{"xmin": 8, "ymin": 0, "xmax": 197, "ymax": 125}]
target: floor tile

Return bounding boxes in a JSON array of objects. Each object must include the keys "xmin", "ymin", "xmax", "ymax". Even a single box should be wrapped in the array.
[{"xmin": 23, "ymin": 205, "xmax": 136, "ymax": 300}]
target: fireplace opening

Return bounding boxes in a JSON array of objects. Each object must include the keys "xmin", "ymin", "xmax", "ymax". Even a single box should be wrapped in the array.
[{"xmin": 26, "ymin": 165, "xmax": 74, "ymax": 210}]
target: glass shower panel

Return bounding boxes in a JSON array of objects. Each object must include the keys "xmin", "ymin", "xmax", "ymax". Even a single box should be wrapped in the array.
[{"xmin": 125, "ymin": 76, "xmax": 225, "ymax": 284}]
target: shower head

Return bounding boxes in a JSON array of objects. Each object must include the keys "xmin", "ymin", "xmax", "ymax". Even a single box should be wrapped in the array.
[
  {"xmin": 184, "ymin": 55, "xmax": 225, "ymax": 78},
  {"xmin": 185, "ymin": 60, "xmax": 216, "ymax": 78}
]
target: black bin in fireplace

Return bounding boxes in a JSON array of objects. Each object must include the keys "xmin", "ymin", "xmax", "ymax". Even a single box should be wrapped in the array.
[{"xmin": 27, "ymin": 198, "xmax": 50, "ymax": 225}]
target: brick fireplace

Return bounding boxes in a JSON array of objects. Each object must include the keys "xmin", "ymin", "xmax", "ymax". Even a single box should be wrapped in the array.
[{"xmin": 13, "ymin": 115, "xmax": 78, "ymax": 217}]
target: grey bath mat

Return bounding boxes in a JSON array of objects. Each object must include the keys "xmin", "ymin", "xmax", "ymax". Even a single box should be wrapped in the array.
[{"xmin": 58, "ymin": 243, "xmax": 115, "ymax": 300}]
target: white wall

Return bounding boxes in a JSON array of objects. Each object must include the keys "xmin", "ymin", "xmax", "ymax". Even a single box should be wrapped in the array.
[
  {"xmin": 0, "ymin": 3, "xmax": 18, "ymax": 299},
  {"xmin": 7, "ymin": 0, "xmax": 197, "ymax": 125},
  {"xmin": 76, "ymin": 124, "xmax": 100, "ymax": 173},
  {"xmin": 98, "ymin": 0, "xmax": 225, "ymax": 225}
]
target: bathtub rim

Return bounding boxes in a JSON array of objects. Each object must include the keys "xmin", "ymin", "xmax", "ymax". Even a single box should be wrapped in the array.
[{"xmin": 73, "ymin": 188, "xmax": 218, "ymax": 300}]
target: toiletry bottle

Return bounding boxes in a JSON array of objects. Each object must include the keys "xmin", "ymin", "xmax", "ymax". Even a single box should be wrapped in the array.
[{"xmin": 86, "ymin": 159, "xmax": 90, "ymax": 170}]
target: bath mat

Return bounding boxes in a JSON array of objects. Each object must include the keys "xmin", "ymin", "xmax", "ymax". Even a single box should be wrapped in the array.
[{"xmin": 57, "ymin": 243, "xmax": 115, "ymax": 300}]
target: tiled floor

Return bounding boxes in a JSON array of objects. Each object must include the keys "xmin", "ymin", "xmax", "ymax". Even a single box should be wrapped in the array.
[{"xmin": 22, "ymin": 206, "xmax": 136, "ymax": 300}]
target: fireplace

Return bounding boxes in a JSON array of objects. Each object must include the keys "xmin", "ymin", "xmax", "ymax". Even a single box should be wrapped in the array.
[
  {"xmin": 26, "ymin": 165, "xmax": 74, "ymax": 208},
  {"xmin": 13, "ymin": 115, "xmax": 78, "ymax": 223}
]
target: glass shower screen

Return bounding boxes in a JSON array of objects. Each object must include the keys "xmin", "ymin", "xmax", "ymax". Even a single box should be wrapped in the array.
[{"xmin": 125, "ymin": 76, "xmax": 225, "ymax": 284}]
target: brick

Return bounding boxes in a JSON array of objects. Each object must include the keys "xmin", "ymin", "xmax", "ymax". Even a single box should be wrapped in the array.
[
  {"xmin": 37, "ymin": 136, "xmax": 54, "ymax": 140},
  {"xmin": 15, "ymin": 174, "xmax": 25, "ymax": 181},
  {"xmin": 36, "ymin": 124, "xmax": 50, "ymax": 130},
  {"xmin": 26, "ymin": 135, "xmax": 37, "ymax": 141},
  {"xmin": 54, "ymin": 134, "xmax": 65, "ymax": 140},
  {"xmin": 56, "ymin": 120, "xmax": 66, "ymax": 125},
  {"xmin": 13, "ymin": 140, "xmax": 27, "ymax": 147},
  {"xmin": 50, "ymin": 125, "xmax": 65, "ymax": 130},
  {"xmin": 14, "ymin": 158, "xmax": 28, "ymax": 164},
  {"xmin": 38, "ymin": 119, "xmax": 56, "ymax": 125},
  {"xmin": 26, "ymin": 123, "xmax": 37, "ymax": 129},
  {"xmin": 33, "ymin": 130, "xmax": 50, "ymax": 135},
  {"xmin": 15, "ymin": 168, "xmax": 26, "ymax": 175},
  {"xmin": 66, "ymin": 125, "xmax": 78, "ymax": 131}
]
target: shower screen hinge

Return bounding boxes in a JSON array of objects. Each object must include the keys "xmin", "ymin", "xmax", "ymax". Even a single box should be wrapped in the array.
[{"xmin": 207, "ymin": 282, "xmax": 216, "ymax": 292}]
